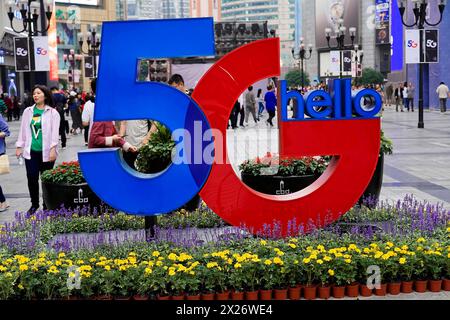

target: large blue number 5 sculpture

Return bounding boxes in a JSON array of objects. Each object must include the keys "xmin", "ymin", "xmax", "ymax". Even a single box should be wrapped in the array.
[{"xmin": 78, "ymin": 18, "xmax": 215, "ymax": 215}]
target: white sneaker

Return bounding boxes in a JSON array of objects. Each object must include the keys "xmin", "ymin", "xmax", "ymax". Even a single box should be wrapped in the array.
[{"xmin": 0, "ymin": 202, "xmax": 9, "ymax": 212}]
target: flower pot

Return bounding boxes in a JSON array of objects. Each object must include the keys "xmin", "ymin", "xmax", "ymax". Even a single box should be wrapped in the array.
[
  {"xmin": 273, "ymin": 289, "xmax": 288, "ymax": 300},
  {"xmin": 443, "ymin": 279, "xmax": 450, "ymax": 291},
  {"xmin": 230, "ymin": 291, "xmax": 244, "ymax": 300},
  {"xmin": 359, "ymin": 284, "xmax": 372, "ymax": 297},
  {"xmin": 428, "ymin": 280, "xmax": 442, "ymax": 293},
  {"xmin": 241, "ymin": 173, "xmax": 320, "ymax": 195},
  {"xmin": 216, "ymin": 292, "xmax": 230, "ymax": 301},
  {"xmin": 318, "ymin": 286, "xmax": 331, "ymax": 300},
  {"xmin": 388, "ymin": 282, "xmax": 401, "ymax": 295},
  {"xmin": 288, "ymin": 286, "xmax": 301, "ymax": 300},
  {"xmin": 96, "ymin": 295, "xmax": 113, "ymax": 300},
  {"xmin": 133, "ymin": 295, "xmax": 149, "ymax": 301},
  {"xmin": 171, "ymin": 295, "xmax": 185, "ymax": 300},
  {"xmin": 374, "ymin": 284, "xmax": 387, "ymax": 296},
  {"xmin": 114, "ymin": 296, "xmax": 131, "ymax": 300},
  {"xmin": 186, "ymin": 294, "xmax": 201, "ymax": 301},
  {"xmin": 157, "ymin": 294, "xmax": 171, "ymax": 300},
  {"xmin": 303, "ymin": 286, "xmax": 317, "ymax": 300},
  {"xmin": 332, "ymin": 286, "xmax": 345, "ymax": 299},
  {"xmin": 401, "ymin": 281, "xmax": 414, "ymax": 294},
  {"xmin": 245, "ymin": 291, "xmax": 259, "ymax": 301},
  {"xmin": 42, "ymin": 181, "xmax": 102, "ymax": 211},
  {"xmin": 346, "ymin": 283, "xmax": 359, "ymax": 298},
  {"xmin": 414, "ymin": 280, "xmax": 428, "ymax": 293},
  {"xmin": 259, "ymin": 290, "xmax": 272, "ymax": 301},
  {"xmin": 201, "ymin": 293, "xmax": 215, "ymax": 301}
]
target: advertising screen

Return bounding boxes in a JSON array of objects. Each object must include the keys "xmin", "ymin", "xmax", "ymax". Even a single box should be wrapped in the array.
[{"xmin": 315, "ymin": 0, "xmax": 360, "ymax": 49}]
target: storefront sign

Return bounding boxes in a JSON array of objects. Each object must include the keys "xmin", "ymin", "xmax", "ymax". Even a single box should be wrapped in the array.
[{"xmin": 78, "ymin": 18, "xmax": 381, "ymax": 236}]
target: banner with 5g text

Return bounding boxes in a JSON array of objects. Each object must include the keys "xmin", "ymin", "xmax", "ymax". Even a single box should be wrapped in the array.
[{"xmin": 14, "ymin": 36, "xmax": 50, "ymax": 72}]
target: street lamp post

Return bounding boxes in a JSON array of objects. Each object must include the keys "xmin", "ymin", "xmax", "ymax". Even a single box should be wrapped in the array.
[
  {"xmin": 78, "ymin": 26, "xmax": 101, "ymax": 78},
  {"xmin": 354, "ymin": 45, "xmax": 364, "ymax": 85},
  {"xmin": 63, "ymin": 49, "xmax": 82, "ymax": 91},
  {"xmin": 6, "ymin": 0, "xmax": 53, "ymax": 90},
  {"xmin": 291, "ymin": 38, "xmax": 313, "ymax": 91},
  {"xmin": 325, "ymin": 21, "xmax": 357, "ymax": 79},
  {"xmin": 398, "ymin": 0, "xmax": 447, "ymax": 129}
]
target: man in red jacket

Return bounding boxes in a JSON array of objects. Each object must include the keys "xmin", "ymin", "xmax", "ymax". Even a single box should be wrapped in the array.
[{"xmin": 89, "ymin": 121, "xmax": 137, "ymax": 153}]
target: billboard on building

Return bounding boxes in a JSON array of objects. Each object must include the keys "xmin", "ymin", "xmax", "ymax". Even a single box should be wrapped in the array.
[
  {"xmin": 375, "ymin": 0, "xmax": 390, "ymax": 44},
  {"xmin": 390, "ymin": 0, "xmax": 404, "ymax": 71},
  {"xmin": 48, "ymin": 0, "xmax": 59, "ymax": 81},
  {"xmin": 315, "ymin": 0, "xmax": 360, "ymax": 49}
]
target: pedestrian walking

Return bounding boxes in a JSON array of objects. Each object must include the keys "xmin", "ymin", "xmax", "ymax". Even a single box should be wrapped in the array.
[
  {"xmin": 386, "ymin": 83, "xmax": 394, "ymax": 106},
  {"xmin": 257, "ymin": 88, "xmax": 265, "ymax": 120},
  {"xmin": 244, "ymin": 86, "xmax": 258, "ymax": 126},
  {"xmin": 68, "ymin": 91, "xmax": 82, "ymax": 134},
  {"xmin": 15, "ymin": 85, "xmax": 60, "ymax": 213},
  {"xmin": 436, "ymin": 82, "xmax": 449, "ymax": 113},
  {"xmin": 407, "ymin": 83, "xmax": 415, "ymax": 112},
  {"xmin": 403, "ymin": 82, "xmax": 410, "ymax": 111},
  {"xmin": 0, "ymin": 113, "xmax": 10, "ymax": 212},
  {"xmin": 264, "ymin": 85, "xmax": 277, "ymax": 127},
  {"xmin": 51, "ymin": 87, "xmax": 67, "ymax": 149},
  {"xmin": 394, "ymin": 83, "xmax": 404, "ymax": 112}
]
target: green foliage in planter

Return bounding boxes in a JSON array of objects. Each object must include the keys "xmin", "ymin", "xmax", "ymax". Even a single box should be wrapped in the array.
[
  {"xmin": 157, "ymin": 206, "xmax": 227, "ymax": 229},
  {"xmin": 41, "ymin": 161, "xmax": 85, "ymax": 185},
  {"xmin": 380, "ymin": 130, "xmax": 393, "ymax": 156},
  {"xmin": 239, "ymin": 155, "xmax": 331, "ymax": 177},
  {"xmin": 135, "ymin": 122, "xmax": 175, "ymax": 174}
]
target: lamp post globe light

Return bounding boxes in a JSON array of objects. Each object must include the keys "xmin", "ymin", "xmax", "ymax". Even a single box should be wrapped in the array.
[
  {"xmin": 63, "ymin": 49, "xmax": 82, "ymax": 91},
  {"xmin": 78, "ymin": 25, "xmax": 101, "ymax": 79},
  {"xmin": 291, "ymin": 37, "xmax": 313, "ymax": 91},
  {"xmin": 397, "ymin": 0, "xmax": 447, "ymax": 129},
  {"xmin": 5, "ymin": 0, "xmax": 53, "ymax": 91},
  {"xmin": 325, "ymin": 19, "xmax": 357, "ymax": 79}
]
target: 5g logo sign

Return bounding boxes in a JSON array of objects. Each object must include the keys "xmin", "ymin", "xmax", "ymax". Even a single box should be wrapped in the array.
[
  {"xmin": 407, "ymin": 40, "xmax": 418, "ymax": 48},
  {"xmin": 78, "ymin": 18, "xmax": 381, "ymax": 236},
  {"xmin": 16, "ymin": 47, "xmax": 28, "ymax": 56},
  {"xmin": 426, "ymin": 40, "xmax": 437, "ymax": 48}
]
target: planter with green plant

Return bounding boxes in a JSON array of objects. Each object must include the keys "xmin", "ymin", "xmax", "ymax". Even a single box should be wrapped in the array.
[
  {"xmin": 41, "ymin": 161, "xmax": 101, "ymax": 210},
  {"xmin": 239, "ymin": 153, "xmax": 330, "ymax": 195},
  {"xmin": 135, "ymin": 122, "xmax": 201, "ymax": 211}
]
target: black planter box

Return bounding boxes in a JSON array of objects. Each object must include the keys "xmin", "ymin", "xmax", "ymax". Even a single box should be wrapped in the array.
[
  {"xmin": 359, "ymin": 153, "xmax": 385, "ymax": 207},
  {"xmin": 241, "ymin": 173, "xmax": 320, "ymax": 195},
  {"xmin": 42, "ymin": 181, "xmax": 102, "ymax": 210}
]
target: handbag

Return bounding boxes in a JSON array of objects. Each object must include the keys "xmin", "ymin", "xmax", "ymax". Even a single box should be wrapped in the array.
[{"xmin": 0, "ymin": 154, "xmax": 10, "ymax": 174}]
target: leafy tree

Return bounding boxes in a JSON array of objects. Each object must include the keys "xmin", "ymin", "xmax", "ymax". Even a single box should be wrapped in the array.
[
  {"xmin": 358, "ymin": 68, "xmax": 384, "ymax": 86},
  {"xmin": 285, "ymin": 69, "xmax": 310, "ymax": 88}
]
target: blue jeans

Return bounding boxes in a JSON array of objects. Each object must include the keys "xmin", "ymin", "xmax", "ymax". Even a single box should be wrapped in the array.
[
  {"xmin": 258, "ymin": 102, "xmax": 265, "ymax": 116},
  {"xmin": 403, "ymin": 98, "xmax": 410, "ymax": 110}
]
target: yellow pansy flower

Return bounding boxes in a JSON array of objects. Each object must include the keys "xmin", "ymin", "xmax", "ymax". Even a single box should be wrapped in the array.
[{"xmin": 328, "ymin": 269, "xmax": 335, "ymax": 276}]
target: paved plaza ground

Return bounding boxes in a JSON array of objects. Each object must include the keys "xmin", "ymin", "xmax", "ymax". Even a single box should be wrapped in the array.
[{"xmin": 0, "ymin": 105, "xmax": 449, "ymax": 300}]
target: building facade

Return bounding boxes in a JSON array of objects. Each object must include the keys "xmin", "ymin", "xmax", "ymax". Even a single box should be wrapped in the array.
[
  {"xmin": 55, "ymin": 0, "xmax": 117, "ymax": 91},
  {"xmin": 220, "ymin": 0, "xmax": 296, "ymax": 68},
  {"xmin": 190, "ymin": 0, "xmax": 222, "ymax": 21}
]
